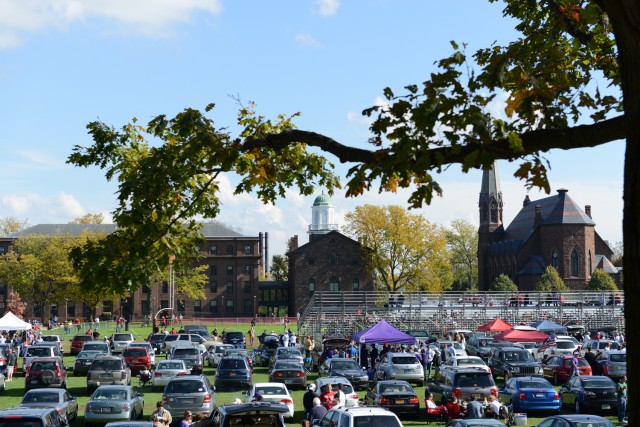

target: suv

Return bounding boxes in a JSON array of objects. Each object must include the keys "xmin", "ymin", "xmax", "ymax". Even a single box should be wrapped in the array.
[
  {"xmin": 319, "ymin": 407, "xmax": 403, "ymax": 427},
  {"xmin": 147, "ymin": 334, "xmax": 167, "ymax": 354},
  {"xmin": 163, "ymin": 375, "xmax": 216, "ymax": 419},
  {"xmin": 488, "ymin": 347, "xmax": 543, "ymax": 380},
  {"xmin": 40, "ymin": 335, "xmax": 64, "ymax": 354},
  {"xmin": 25, "ymin": 358, "xmax": 68, "ymax": 391},
  {"xmin": 70, "ymin": 335, "xmax": 95, "ymax": 355},
  {"xmin": 426, "ymin": 367, "xmax": 498, "ymax": 404},
  {"xmin": 163, "ymin": 334, "xmax": 204, "ymax": 352},
  {"xmin": 208, "ymin": 402, "xmax": 289, "ymax": 427},
  {"xmin": 23, "ymin": 345, "xmax": 63, "ymax": 372},
  {"xmin": 184, "ymin": 325, "xmax": 211, "ymax": 340},
  {"xmin": 0, "ymin": 408, "xmax": 66, "ymax": 427},
  {"xmin": 81, "ymin": 341, "xmax": 111, "ymax": 355},
  {"xmin": 466, "ymin": 336, "xmax": 494, "ymax": 358},
  {"xmin": 168, "ymin": 344, "xmax": 206, "ymax": 374},
  {"xmin": 121, "ymin": 347, "xmax": 152, "ymax": 373},
  {"xmin": 110, "ymin": 333, "xmax": 135, "ymax": 354},
  {"xmin": 215, "ymin": 356, "xmax": 252, "ymax": 390},
  {"xmin": 223, "ymin": 331, "xmax": 246, "ymax": 348},
  {"xmin": 375, "ymin": 352, "xmax": 424, "ymax": 386},
  {"xmin": 86, "ymin": 355, "xmax": 132, "ymax": 393}
]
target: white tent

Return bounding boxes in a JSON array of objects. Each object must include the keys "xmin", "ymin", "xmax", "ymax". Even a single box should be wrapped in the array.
[{"xmin": 0, "ymin": 311, "xmax": 32, "ymax": 330}]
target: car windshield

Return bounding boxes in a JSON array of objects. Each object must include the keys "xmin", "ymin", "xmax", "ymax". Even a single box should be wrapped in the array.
[
  {"xmin": 226, "ymin": 333, "xmax": 243, "ymax": 339},
  {"xmin": 322, "ymin": 382, "xmax": 354, "ymax": 393},
  {"xmin": 215, "ymin": 346, "xmax": 233, "ymax": 354},
  {"xmin": 610, "ymin": 353, "xmax": 626, "ymax": 362},
  {"xmin": 454, "ymin": 373, "xmax": 494, "ymax": 388},
  {"xmin": 330, "ymin": 361, "xmax": 361, "ymax": 370},
  {"xmin": 84, "ymin": 344, "xmax": 106, "ymax": 350},
  {"xmin": 274, "ymin": 361, "xmax": 303, "ymax": 370},
  {"xmin": 556, "ymin": 341, "xmax": 575, "ymax": 349},
  {"xmin": 277, "ymin": 349, "xmax": 300, "ymax": 356},
  {"xmin": 40, "ymin": 337, "xmax": 58, "ymax": 342},
  {"xmin": 92, "ymin": 389, "xmax": 128, "ymax": 400},
  {"xmin": 78, "ymin": 351, "xmax": 100, "ymax": 359},
  {"xmin": 582, "ymin": 378, "xmax": 615, "ymax": 388},
  {"xmin": 113, "ymin": 334, "xmax": 132, "ymax": 341},
  {"xmin": 220, "ymin": 359, "xmax": 247, "ymax": 369},
  {"xmin": 30, "ymin": 362, "xmax": 57, "ymax": 371},
  {"xmin": 174, "ymin": 348, "xmax": 198, "ymax": 356},
  {"xmin": 380, "ymin": 383, "xmax": 413, "ymax": 393},
  {"xmin": 92, "ymin": 360, "xmax": 123, "ymax": 370},
  {"xmin": 159, "ymin": 361, "xmax": 184, "ymax": 370},
  {"xmin": 165, "ymin": 380, "xmax": 206, "ymax": 394},
  {"xmin": 124, "ymin": 349, "xmax": 147, "ymax": 357},
  {"xmin": 0, "ymin": 417, "xmax": 48, "ymax": 427},
  {"xmin": 26, "ymin": 348, "xmax": 50, "ymax": 357},
  {"xmin": 457, "ymin": 358, "xmax": 483, "ymax": 366},
  {"xmin": 256, "ymin": 386, "xmax": 287, "ymax": 395},
  {"xmin": 391, "ymin": 356, "xmax": 419, "ymax": 365},
  {"xmin": 22, "ymin": 392, "xmax": 59, "ymax": 403},
  {"xmin": 353, "ymin": 415, "xmax": 402, "ymax": 427},
  {"xmin": 504, "ymin": 351, "xmax": 532, "ymax": 362},
  {"xmin": 518, "ymin": 380, "xmax": 551, "ymax": 389}
]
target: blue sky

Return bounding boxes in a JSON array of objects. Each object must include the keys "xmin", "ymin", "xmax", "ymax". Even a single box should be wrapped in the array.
[{"xmin": 0, "ymin": 0, "xmax": 624, "ymax": 258}]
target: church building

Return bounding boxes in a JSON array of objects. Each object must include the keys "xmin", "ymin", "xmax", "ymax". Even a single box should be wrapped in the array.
[{"xmin": 477, "ymin": 162, "xmax": 620, "ymax": 291}]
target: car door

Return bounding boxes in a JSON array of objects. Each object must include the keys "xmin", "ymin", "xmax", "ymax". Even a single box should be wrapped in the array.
[
  {"xmin": 499, "ymin": 378, "xmax": 514, "ymax": 404},
  {"xmin": 560, "ymin": 377, "xmax": 577, "ymax": 406},
  {"xmin": 64, "ymin": 390, "xmax": 78, "ymax": 420},
  {"xmin": 542, "ymin": 356, "xmax": 556, "ymax": 379}
]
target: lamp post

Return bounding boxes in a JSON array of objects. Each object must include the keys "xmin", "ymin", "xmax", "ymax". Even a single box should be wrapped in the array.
[
  {"xmin": 253, "ymin": 295, "xmax": 257, "ymax": 317},
  {"xmin": 65, "ymin": 298, "xmax": 69, "ymax": 324},
  {"xmin": 221, "ymin": 296, "xmax": 225, "ymax": 318}
]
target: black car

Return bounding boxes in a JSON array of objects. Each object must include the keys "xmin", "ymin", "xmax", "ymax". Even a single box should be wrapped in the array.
[
  {"xmin": 319, "ymin": 358, "xmax": 369, "ymax": 390},
  {"xmin": 559, "ymin": 375, "xmax": 618, "ymax": 414},
  {"xmin": 73, "ymin": 350, "xmax": 101, "ymax": 376},
  {"xmin": 535, "ymin": 414, "xmax": 616, "ymax": 427},
  {"xmin": 365, "ymin": 380, "xmax": 420, "ymax": 418},
  {"xmin": 146, "ymin": 334, "xmax": 167, "ymax": 354},
  {"xmin": 487, "ymin": 347, "xmax": 543, "ymax": 380},
  {"xmin": 208, "ymin": 402, "xmax": 289, "ymax": 427},
  {"xmin": 256, "ymin": 337, "xmax": 280, "ymax": 367},
  {"xmin": 224, "ymin": 331, "xmax": 246, "ymax": 348},
  {"xmin": 0, "ymin": 407, "xmax": 67, "ymax": 427}
]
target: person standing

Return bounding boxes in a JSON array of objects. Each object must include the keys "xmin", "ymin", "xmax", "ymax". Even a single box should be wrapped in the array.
[
  {"xmin": 570, "ymin": 352, "xmax": 580, "ymax": 377},
  {"xmin": 466, "ymin": 395, "xmax": 484, "ymax": 419},
  {"xmin": 617, "ymin": 375, "xmax": 627, "ymax": 424},
  {"xmin": 180, "ymin": 411, "xmax": 192, "ymax": 427},
  {"xmin": 308, "ymin": 398, "xmax": 327, "ymax": 423},
  {"xmin": 6, "ymin": 348, "xmax": 16, "ymax": 382},
  {"xmin": 151, "ymin": 401, "xmax": 172, "ymax": 427},
  {"xmin": 334, "ymin": 383, "xmax": 346, "ymax": 409},
  {"xmin": 425, "ymin": 345, "xmax": 435, "ymax": 379},
  {"xmin": 303, "ymin": 384, "xmax": 317, "ymax": 414},
  {"xmin": 249, "ymin": 326, "xmax": 255, "ymax": 346},
  {"xmin": 319, "ymin": 384, "xmax": 336, "ymax": 410}
]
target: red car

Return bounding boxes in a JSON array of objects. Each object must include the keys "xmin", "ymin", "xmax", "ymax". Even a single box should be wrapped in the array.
[
  {"xmin": 25, "ymin": 357, "xmax": 68, "ymax": 391},
  {"xmin": 122, "ymin": 347, "xmax": 151, "ymax": 373},
  {"xmin": 70, "ymin": 335, "xmax": 95, "ymax": 356},
  {"xmin": 541, "ymin": 355, "xmax": 592, "ymax": 384}
]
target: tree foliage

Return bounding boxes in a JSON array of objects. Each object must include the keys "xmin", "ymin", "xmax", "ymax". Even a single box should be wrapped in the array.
[
  {"xmin": 535, "ymin": 266, "xmax": 568, "ymax": 292},
  {"xmin": 446, "ymin": 219, "xmax": 478, "ymax": 291},
  {"xmin": 69, "ymin": 213, "xmax": 105, "ymax": 224},
  {"xmin": 489, "ymin": 274, "xmax": 518, "ymax": 292},
  {"xmin": 0, "ymin": 217, "xmax": 29, "ymax": 236},
  {"xmin": 5, "ymin": 290, "xmax": 27, "ymax": 318},
  {"xmin": 342, "ymin": 205, "xmax": 452, "ymax": 292},
  {"xmin": 587, "ymin": 269, "xmax": 618, "ymax": 291},
  {"xmin": 270, "ymin": 255, "xmax": 288, "ymax": 281}
]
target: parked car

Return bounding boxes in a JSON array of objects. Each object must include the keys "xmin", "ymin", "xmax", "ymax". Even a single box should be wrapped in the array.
[
  {"xmin": 487, "ymin": 347, "xmax": 543, "ymax": 380},
  {"xmin": 319, "ymin": 358, "xmax": 369, "ymax": 390},
  {"xmin": 365, "ymin": 380, "xmax": 419, "ymax": 418},
  {"xmin": 127, "ymin": 342, "xmax": 156, "ymax": 365},
  {"xmin": 534, "ymin": 414, "xmax": 616, "ymax": 427},
  {"xmin": 256, "ymin": 338, "xmax": 280, "ymax": 367},
  {"xmin": 73, "ymin": 351, "xmax": 101, "ymax": 376},
  {"xmin": 163, "ymin": 334, "xmax": 205, "ymax": 352},
  {"xmin": 269, "ymin": 347, "xmax": 304, "ymax": 367},
  {"xmin": 183, "ymin": 325, "xmax": 211, "ymax": 340},
  {"xmin": 445, "ymin": 419, "xmax": 507, "ymax": 427},
  {"xmin": 375, "ymin": 352, "xmax": 424, "ymax": 386},
  {"xmin": 70, "ymin": 335, "xmax": 96, "ymax": 356},
  {"xmin": 19, "ymin": 389, "xmax": 79, "ymax": 423},
  {"xmin": 583, "ymin": 339, "xmax": 621, "ymax": 354},
  {"xmin": 269, "ymin": 360, "xmax": 306, "ymax": 390},
  {"xmin": 315, "ymin": 377, "xmax": 360, "ymax": 408},
  {"xmin": 110, "ymin": 333, "xmax": 135, "ymax": 354},
  {"xmin": 223, "ymin": 331, "xmax": 246, "ymax": 348},
  {"xmin": 594, "ymin": 350, "xmax": 626, "ymax": 380},
  {"xmin": 121, "ymin": 347, "xmax": 152, "ymax": 373},
  {"xmin": 215, "ymin": 356, "xmax": 252, "ymax": 390},
  {"xmin": 86, "ymin": 355, "xmax": 132, "ymax": 393},
  {"xmin": 82, "ymin": 341, "xmax": 111, "ymax": 355},
  {"xmin": 318, "ymin": 407, "xmax": 402, "ymax": 427},
  {"xmin": 146, "ymin": 334, "xmax": 167, "ymax": 354},
  {"xmin": 84, "ymin": 385, "xmax": 145, "ymax": 425},
  {"xmin": 465, "ymin": 336, "xmax": 494, "ymax": 358},
  {"xmin": 168, "ymin": 344, "xmax": 206, "ymax": 374},
  {"xmin": 426, "ymin": 367, "xmax": 498, "ymax": 405},
  {"xmin": 209, "ymin": 402, "xmax": 289, "ymax": 427},
  {"xmin": 25, "ymin": 357, "xmax": 68, "ymax": 391},
  {"xmin": 537, "ymin": 339, "xmax": 579, "ymax": 361},
  {"xmin": 498, "ymin": 377, "xmax": 560, "ymax": 413},
  {"xmin": 244, "ymin": 382, "xmax": 295, "ymax": 418},
  {"xmin": 436, "ymin": 341, "xmax": 468, "ymax": 358},
  {"xmin": 0, "ymin": 407, "xmax": 67, "ymax": 427},
  {"xmin": 151, "ymin": 360, "xmax": 190, "ymax": 392},
  {"xmin": 559, "ymin": 375, "xmax": 618, "ymax": 414},
  {"xmin": 40, "ymin": 335, "xmax": 64, "ymax": 355},
  {"xmin": 23, "ymin": 345, "xmax": 63, "ymax": 372},
  {"xmin": 316, "ymin": 337, "xmax": 351, "ymax": 366},
  {"xmin": 541, "ymin": 355, "xmax": 592, "ymax": 384},
  {"xmin": 162, "ymin": 375, "xmax": 216, "ymax": 419},
  {"xmin": 223, "ymin": 348, "xmax": 254, "ymax": 368},
  {"xmin": 439, "ymin": 356, "xmax": 491, "ymax": 373}
]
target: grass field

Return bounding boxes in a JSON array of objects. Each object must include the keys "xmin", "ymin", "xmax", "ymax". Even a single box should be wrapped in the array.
[{"xmin": 0, "ymin": 322, "xmax": 619, "ymax": 427}]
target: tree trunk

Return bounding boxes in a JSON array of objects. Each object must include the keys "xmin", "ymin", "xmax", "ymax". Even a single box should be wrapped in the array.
[{"xmin": 601, "ymin": 1, "xmax": 640, "ymax": 424}]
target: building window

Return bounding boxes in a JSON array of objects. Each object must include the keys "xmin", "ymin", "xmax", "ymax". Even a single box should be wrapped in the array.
[
  {"xmin": 209, "ymin": 280, "xmax": 218, "ymax": 293},
  {"xmin": 226, "ymin": 299, "xmax": 234, "ymax": 313},
  {"xmin": 244, "ymin": 265, "xmax": 251, "ymax": 275},
  {"xmin": 209, "ymin": 299, "xmax": 218, "ymax": 313},
  {"xmin": 0, "ymin": 247, "xmax": 5, "ymax": 254},
  {"xmin": 210, "ymin": 265, "xmax": 218, "ymax": 276},
  {"xmin": 50, "ymin": 304, "xmax": 58, "ymax": 317},
  {"xmin": 141, "ymin": 285, "xmax": 150, "ymax": 294},
  {"xmin": 329, "ymin": 252, "xmax": 338, "ymax": 265},
  {"xmin": 244, "ymin": 300, "xmax": 253, "ymax": 314},
  {"xmin": 571, "ymin": 249, "xmax": 579, "ymax": 276},
  {"xmin": 210, "ymin": 245, "xmax": 218, "ymax": 255},
  {"xmin": 141, "ymin": 300, "xmax": 150, "ymax": 316},
  {"xmin": 227, "ymin": 265, "xmax": 234, "ymax": 275},
  {"xmin": 162, "ymin": 281, "xmax": 169, "ymax": 293},
  {"xmin": 551, "ymin": 249, "xmax": 559, "ymax": 269},
  {"xmin": 588, "ymin": 250, "xmax": 593, "ymax": 274},
  {"xmin": 226, "ymin": 245, "xmax": 234, "ymax": 255},
  {"xmin": 194, "ymin": 300, "xmax": 202, "ymax": 312},
  {"xmin": 66, "ymin": 302, "xmax": 75, "ymax": 317},
  {"xmin": 244, "ymin": 281, "xmax": 251, "ymax": 293},
  {"xmin": 308, "ymin": 279, "xmax": 316, "ymax": 298},
  {"xmin": 307, "ymin": 257, "xmax": 315, "ymax": 265},
  {"xmin": 352, "ymin": 278, "xmax": 360, "ymax": 291},
  {"xmin": 329, "ymin": 277, "xmax": 339, "ymax": 292},
  {"xmin": 103, "ymin": 300, "xmax": 113, "ymax": 314},
  {"xmin": 227, "ymin": 281, "xmax": 234, "ymax": 293},
  {"xmin": 244, "ymin": 245, "xmax": 252, "ymax": 255},
  {"xmin": 161, "ymin": 300, "xmax": 169, "ymax": 309}
]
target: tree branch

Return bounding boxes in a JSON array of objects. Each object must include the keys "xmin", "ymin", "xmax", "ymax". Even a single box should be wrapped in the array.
[{"xmin": 546, "ymin": 0, "xmax": 593, "ymax": 45}]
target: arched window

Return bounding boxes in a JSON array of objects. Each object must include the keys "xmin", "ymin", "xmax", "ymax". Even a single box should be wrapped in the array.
[
  {"xmin": 551, "ymin": 249, "xmax": 559, "ymax": 269},
  {"xmin": 588, "ymin": 250, "xmax": 593, "ymax": 274},
  {"xmin": 571, "ymin": 249, "xmax": 579, "ymax": 276}
]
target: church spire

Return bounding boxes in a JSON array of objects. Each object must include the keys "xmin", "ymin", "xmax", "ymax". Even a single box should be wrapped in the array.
[{"xmin": 479, "ymin": 161, "xmax": 503, "ymax": 225}]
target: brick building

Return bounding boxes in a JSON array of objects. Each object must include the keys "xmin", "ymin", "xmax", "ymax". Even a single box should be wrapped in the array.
[{"xmin": 477, "ymin": 162, "xmax": 621, "ymax": 291}]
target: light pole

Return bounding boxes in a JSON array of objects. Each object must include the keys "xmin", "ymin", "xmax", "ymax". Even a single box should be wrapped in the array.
[
  {"xmin": 221, "ymin": 296, "xmax": 225, "ymax": 318},
  {"xmin": 253, "ymin": 295, "xmax": 257, "ymax": 317}
]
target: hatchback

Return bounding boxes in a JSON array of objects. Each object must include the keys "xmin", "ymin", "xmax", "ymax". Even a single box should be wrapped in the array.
[
  {"xmin": 122, "ymin": 347, "xmax": 152, "ymax": 373},
  {"xmin": 87, "ymin": 356, "xmax": 132, "ymax": 393},
  {"xmin": 162, "ymin": 375, "xmax": 216, "ymax": 419},
  {"xmin": 25, "ymin": 358, "xmax": 68, "ymax": 391}
]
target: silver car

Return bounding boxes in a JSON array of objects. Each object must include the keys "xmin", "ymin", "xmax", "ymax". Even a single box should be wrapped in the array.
[
  {"xmin": 162, "ymin": 375, "xmax": 216, "ymax": 419},
  {"xmin": 87, "ymin": 356, "xmax": 132, "ymax": 393},
  {"xmin": 22, "ymin": 345, "xmax": 63, "ymax": 372},
  {"xmin": 84, "ymin": 385, "xmax": 145, "ymax": 425},
  {"xmin": 151, "ymin": 360, "xmax": 190, "ymax": 392},
  {"xmin": 19, "ymin": 389, "xmax": 79, "ymax": 423},
  {"xmin": 168, "ymin": 344, "xmax": 206, "ymax": 374},
  {"xmin": 207, "ymin": 344, "xmax": 235, "ymax": 367},
  {"xmin": 375, "ymin": 352, "xmax": 424, "ymax": 386},
  {"xmin": 111, "ymin": 334, "xmax": 135, "ymax": 354}
]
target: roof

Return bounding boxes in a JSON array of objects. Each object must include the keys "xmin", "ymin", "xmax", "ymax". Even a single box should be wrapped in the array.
[
  {"xmin": 288, "ymin": 230, "xmax": 367, "ymax": 254},
  {"xmin": 480, "ymin": 161, "xmax": 502, "ymax": 201},
  {"xmin": 517, "ymin": 255, "xmax": 547, "ymax": 275},
  {"xmin": 313, "ymin": 194, "xmax": 333, "ymax": 206},
  {"xmin": 595, "ymin": 255, "xmax": 619, "ymax": 273}
]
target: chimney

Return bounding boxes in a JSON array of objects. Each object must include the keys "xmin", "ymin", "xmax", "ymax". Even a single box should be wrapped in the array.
[
  {"xmin": 265, "ymin": 232, "xmax": 269, "ymax": 274},
  {"xmin": 534, "ymin": 205, "xmax": 542, "ymax": 227},
  {"xmin": 259, "ymin": 232, "xmax": 264, "ymax": 277},
  {"xmin": 585, "ymin": 205, "xmax": 592, "ymax": 218}
]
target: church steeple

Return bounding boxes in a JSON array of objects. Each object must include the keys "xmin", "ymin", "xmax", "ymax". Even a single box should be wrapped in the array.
[{"xmin": 478, "ymin": 161, "xmax": 505, "ymax": 291}]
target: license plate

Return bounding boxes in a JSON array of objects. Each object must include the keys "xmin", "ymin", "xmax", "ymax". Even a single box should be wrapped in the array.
[
  {"xmin": 180, "ymin": 399, "xmax": 194, "ymax": 404},
  {"xmin": 602, "ymin": 404, "xmax": 611, "ymax": 410},
  {"xmin": 285, "ymin": 380, "xmax": 293, "ymax": 384},
  {"xmin": 535, "ymin": 393, "xmax": 544, "ymax": 398},
  {"xmin": 395, "ymin": 399, "xmax": 405, "ymax": 404},
  {"xmin": 101, "ymin": 373, "xmax": 112, "ymax": 378},
  {"xmin": 85, "ymin": 361, "xmax": 92, "ymax": 365},
  {"xmin": 100, "ymin": 408, "xmax": 113, "ymax": 413},
  {"xmin": 229, "ymin": 372, "xmax": 236, "ymax": 376},
  {"xmin": 404, "ymin": 369, "xmax": 412, "ymax": 373},
  {"xmin": 29, "ymin": 379, "xmax": 38, "ymax": 384}
]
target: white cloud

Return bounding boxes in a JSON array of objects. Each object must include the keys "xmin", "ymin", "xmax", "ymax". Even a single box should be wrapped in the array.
[
  {"xmin": 314, "ymin": 0, "xmax": 339, "ymax": 16},
  {"xmin": 0, "ymin": 191, "xmax": 85, "ymax": 222},
  {"xmin": 0, "ymin": 0, "xmax": 223, "ymax": 47},
  {"xmin": 295, "ymin": 33, "xmax": 324, "ymax": 48}
]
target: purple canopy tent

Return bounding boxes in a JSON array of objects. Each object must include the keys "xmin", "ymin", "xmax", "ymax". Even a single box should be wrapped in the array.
[{"xmin": 351, "ymin": 319, "xmax": 416, "ymax": 345}]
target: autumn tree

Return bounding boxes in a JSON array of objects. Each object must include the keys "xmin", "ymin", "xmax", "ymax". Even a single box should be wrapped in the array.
[
  {"xmin": 270, "ymin": 255, "xmax": 288, "ymax": 281},
  {"xmin": 67, "ymin": 2, "xmax": 640, "ymax": 422},
  {"xmin": 446, "ymin": 219, "xmax": 478, "ymax": 291},
  {"xmin": 489, "ymin": 274, "xmax": 518, "ymax": 292},
  {"xmin": 0, "ymin": 217, "xmax": 29, "ymax": 236},
  {"xmin": 70, "ymin": 213, "xmax": 105, "ymax": 224},
  {"xmin": 535, "ymin": 266, "xmax": 568, "ymax": 292},
  {"xmin": 5, "ymin": 290, "xmax": 27, "ymax": 318},
  {"xmin": 587, "ymin": 269, "xmax": 618, "ymax": 291},
  {"xmin": 342, "ymin": 205, "xmax": 451, "ymax": 292}
]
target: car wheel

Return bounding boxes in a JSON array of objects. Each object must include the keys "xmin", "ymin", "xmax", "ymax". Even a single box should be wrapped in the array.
[
  {"xmin": 417, "ymin": 381, "xmax": 424, "ymax": 387},
  {"xmin": 575, "ymin": 399, "xmax": 581, "ymax": 414},
  {"xmin": 553, "ymin": 373, "xmax": 559, "ymax": 385}
]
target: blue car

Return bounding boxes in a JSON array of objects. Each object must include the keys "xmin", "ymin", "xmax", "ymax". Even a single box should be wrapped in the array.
[{"xmin": 498, "ymin": 377, "xmax": 560, "ymax": 413}]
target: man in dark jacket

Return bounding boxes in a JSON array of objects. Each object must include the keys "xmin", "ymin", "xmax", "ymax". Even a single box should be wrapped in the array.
[
  {"xmin": 308, "ymin": 398, "xmax": 328, "ymax": 422},
  {"xmin": 303, "ymin": 384, "xmax": 317, "ymax": 414}
]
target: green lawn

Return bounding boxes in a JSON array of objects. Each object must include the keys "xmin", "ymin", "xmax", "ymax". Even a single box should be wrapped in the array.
[{"xmin": 1, "ymin": 323, "xmax": 618, "ymax": 427}]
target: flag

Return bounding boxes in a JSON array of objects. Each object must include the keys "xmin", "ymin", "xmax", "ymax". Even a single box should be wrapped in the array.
[{"xmin": 538, "ymin": 335, "xmax": 556, "ymax": 353}]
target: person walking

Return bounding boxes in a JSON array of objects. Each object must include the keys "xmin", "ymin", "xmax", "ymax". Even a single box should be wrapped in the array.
[
  {"xmin": 6, "ymin": 348, "xmax": 16, "ymax": 382},
  {"xmin": 617, "ymin": 375, "xmax": 627, "ymax": 425}
]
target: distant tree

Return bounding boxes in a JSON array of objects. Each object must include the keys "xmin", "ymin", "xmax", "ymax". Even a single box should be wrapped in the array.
[
  {"xmin": 0, "ymin": 217, "xmax": 29, "ymax": 236},
  {"xmin": 270, "ymin": 255, "xmax": 288, "ymax": 281},
  {"xmin": 5, "ymin": 290, "xmax": 27, "ymax": 318},
  {"xmin": 446, "ymin": 219, "xmax": 478, "ymax": 291},
  {"xmin": 489, "ymin": 274, "xmax": 518, "ymax": 292},
  {"xmin": 610, "ymin": 241, "xmax": 623, "ymax": 266},
  {"xmin": 69, "ymin": 213, "xmax": 105, "ymax": 224},
  {"xmin": 343, "ymin": 205, "xmax": 452, "ymax": 292},
  {"xmin": 535, "ymin": 266, "xmax": 568, "ymax": 292},
  {"xmin": 587, "ymin": 269, "xmax": 618, "ymax": 291}
]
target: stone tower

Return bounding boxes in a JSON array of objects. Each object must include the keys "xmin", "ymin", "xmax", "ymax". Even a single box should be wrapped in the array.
[{"xmin": 478, "ymin": 161, "xmax": 505, "ymax": 290}]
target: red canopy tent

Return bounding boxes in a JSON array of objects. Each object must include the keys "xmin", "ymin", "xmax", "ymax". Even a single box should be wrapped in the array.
[
  {"xmin": 492, "ymin": 329, "xmax": 549, "ymax": 343},
  {"xmin": 477, "ymin": 318, "xmax": 512, "ymax": 332}
]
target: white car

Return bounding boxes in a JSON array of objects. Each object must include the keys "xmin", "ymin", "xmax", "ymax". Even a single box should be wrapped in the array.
[
  {"xmin": 245, "ymin": 382, "xmax": 294, "ymax": 418},
  {"xmin": 315, "ymin": 377, "xmax": 360, "ymax": 408},
  {"xmin": 151, "ymin": 359, "xmax": 189, "ymax": 391},
  {"xmin": 319, "ymin": 406, "xmax": 402, "ymax": 427},
  {"xmin": 437, "ymin": 340, "xmax": 468, "ymax": 357},
  {"xmin": 439, "ymin": 355, "xmax": 491, "ymax": 373},
  {"xmin": 536, "ymin": 339, "xmax": 579, "ymax": 360}
]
